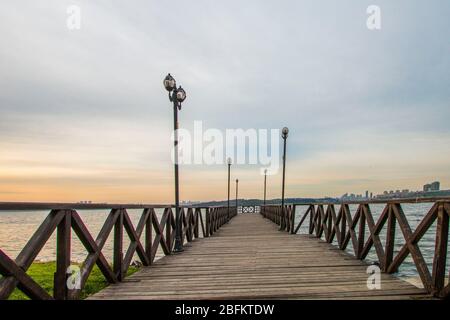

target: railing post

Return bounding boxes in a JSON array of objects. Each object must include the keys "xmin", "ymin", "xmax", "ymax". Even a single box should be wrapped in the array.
[
  {"xmin": 280, "ymin": 206, "xmax": 283, "ymax": 229},
  {"xmin": 357, "ymin": 205, "xmax": 366, "ymax": 259},
  {"xmin": 326, "ymin": 205, "xmax": 333, "ymax": 243},
  {"xmin": 215, "ymin": 208, "xmax": 218, "ymax": 232},
  {"xmin": 194, "ymin": 209, "xmax": 200, "ymax": 239},
  {"xmin": 114, "ymin": 209, "xmax": 124, "ymax": 281},
  {"xmin": 277, "ymin": 206, "xmax": 279, "ymax": 225},
  {"xmin": 211, "ymin": 208, "xmax": 215, "ymax": 235},
  {"xmin": 287, "ymin": 206, "xmax": 290, "ymax": 231},
  {"xmin": 285, "ymin": 206, "xmax": 289, "ymax": 232},
  {"xmin": 432, "ymin": 203, "xmax": 449, "ymax": 296},
  {"xmin": 54, "ymin": 210, "xmax": 71, "ymax": 300},
  {"xmin": 384, "ymin": 204, "xmax": 396, "ymax": 273},
  {"xmin": 205, "ymin": 208, "xmax": 210, "ymax": 237},
  {"xmin": 145, "ymin": 208, "xmax": 153, "ymax": 264},
  {"xmin": 217, "ymin": 209, "xmax": 220, "ymax": 230},
  {"xmin": 338, "ymin": 205, "xmax": 346, "ymax": 249},
  {"xmin": 167, "ymin": 208, "xmax": 173, "ymax": 251},
  {"xmin": 291, "ymin": 205, "xmax": 296, "ymax": 234},
  {"xmin": 315, "ymin": 205, "xmax": 321, "ymax": 237},
  {"xmin": 211, "ymin": 209, "xmax": 215, "ymax": 234}
]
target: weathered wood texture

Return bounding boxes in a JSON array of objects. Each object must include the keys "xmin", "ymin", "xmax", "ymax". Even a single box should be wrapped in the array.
[
  {"xmin": 0, "ymin": 206, "xmax": 235, "ymax": 300},
  {"xmin": 91, "ymin": 214, "xmax": 430, "ymax": 300}
]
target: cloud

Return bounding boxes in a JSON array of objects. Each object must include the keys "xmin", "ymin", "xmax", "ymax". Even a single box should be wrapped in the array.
[{"xmin": 0, "ymin": 0, "xmax": 449, "ymax": 202}]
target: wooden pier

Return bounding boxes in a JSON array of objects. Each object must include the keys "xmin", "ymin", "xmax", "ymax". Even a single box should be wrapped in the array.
[
  {"xmin": 1, "ymin": 199, "xmax": 449, "ymax": 300},
  {"xmin": 91, "ymin": 213, "xmax": 429, "ymax": 300}
]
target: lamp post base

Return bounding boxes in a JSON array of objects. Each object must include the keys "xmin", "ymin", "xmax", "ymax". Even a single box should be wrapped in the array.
[
  {"xmin": 278, "ymin": 218, "xmax": 284, "ymax": 231},
  {"xmin": 172, "ymin": 245, "xmax": 184, "ymax": 253},
  {"xmin": 172, "ymin": 239, "xmax": 184, "ymax": 253}
]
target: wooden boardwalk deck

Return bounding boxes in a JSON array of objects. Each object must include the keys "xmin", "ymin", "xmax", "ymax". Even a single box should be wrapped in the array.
[{"xmin": 91, "ymin": 214, "xmax": 431, "ymax": 300}]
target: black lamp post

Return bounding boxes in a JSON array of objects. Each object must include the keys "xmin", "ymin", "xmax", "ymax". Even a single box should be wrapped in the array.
[
  {"xmin": 163, "ymin": 73, "xmax": 186, "ymax": 253},
  {"xmin": 263, "ymin": 169, "xmax": 267, "ymax": 217},
  {"xmin": 235, "ymin": 179, "xmax": 239, "ymax": 210},
  {"xmin": 280, "ymin": 127, "xmax": 289, "ymax": 231},
  {"xmin": 227, "ymin": 157, "xmax": 232, "ymax": 221}
]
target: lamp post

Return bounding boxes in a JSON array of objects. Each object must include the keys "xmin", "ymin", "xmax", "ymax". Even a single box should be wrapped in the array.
[
  {"xmin": 163, "ymin": 73, "xmax": 186, "ymax": 253},
  {"xmin": 280, "ymin": 127, "xmax": 289, "ymax": 231},
  {"xmin": 235, "ymin": 179, "xmax": 239, "ymax": 210},
  {"xmin": 263, "ymin": 169, "xmax": 267, "ymax": 217},
  {"xmin": 227, "ymin": 157, "xmax": 232, "ymax": 221}
]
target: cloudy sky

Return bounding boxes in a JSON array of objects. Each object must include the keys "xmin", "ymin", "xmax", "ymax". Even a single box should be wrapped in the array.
[{"xmin": 0, "ymin": 1, "xmax": 449, "ymax": 203}]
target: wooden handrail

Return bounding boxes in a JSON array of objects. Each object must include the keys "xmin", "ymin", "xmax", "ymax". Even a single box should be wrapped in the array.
[
  {"xmin": 0, "ymin": 205, "xmax": 236, "ymax": 300},
  {"xmin": 261, "ymin": 200, "xmax": 450, "ymax": 298}
]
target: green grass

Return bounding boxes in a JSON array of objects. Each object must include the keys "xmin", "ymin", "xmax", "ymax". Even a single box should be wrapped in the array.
[{"xmin": 4, "ymin": 261, "xmax": 139, "ymax": 300}]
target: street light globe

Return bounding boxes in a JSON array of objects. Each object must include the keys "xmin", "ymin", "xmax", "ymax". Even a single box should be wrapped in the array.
[
  {"xmin": 236, "ymin": 179, "xmax": 239, "ymax": 183},
  {"xmin": 264, "ymin": 169, "xmax": 268, "ymax": 174},
  {"xmin": 176, "ymin": 86, "xmax": 187, "ymax": 102},
  {"xmin": 227, "ymin": 157, "xmax": 232, "ymax": 165},
  {"xmin": 282, "ymin": 127, "xmax": 289, "ymax": 138},
  {"xmin": 163, "ymin": 73, "xmax": 176, "ymax": 92}
]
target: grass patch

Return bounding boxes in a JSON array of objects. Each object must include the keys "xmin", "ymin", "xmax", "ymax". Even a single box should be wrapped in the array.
[{"xmin": 4, "ymin": 261, "xmax": 139, "ymax": 300}]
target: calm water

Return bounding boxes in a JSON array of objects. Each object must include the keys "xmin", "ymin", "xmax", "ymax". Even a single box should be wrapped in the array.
[
  {"xmin": 0, "ymin": 208, "xmax": 206, "ymax": 264},
  {"xmin": 0, "ymin": 204, "xmax": 447, "ymax": 282},
  {"xmin": 294, "ymin": 202, "xmax": 448, "ymax": 280}
]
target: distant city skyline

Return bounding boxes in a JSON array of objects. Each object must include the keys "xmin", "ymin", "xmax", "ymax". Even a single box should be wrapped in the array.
[
  {"xmin": 340, "ymin": 180, "xmax": 447, "ymax": 201},
  {"xmin": 1, "ymin": 1, "xmax": 449, "ymax": 204}
]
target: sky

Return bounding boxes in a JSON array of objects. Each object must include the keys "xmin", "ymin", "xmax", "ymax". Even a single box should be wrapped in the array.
[{"xmin": 0, "ymin": 1, "xmax": 449, "ymax": 203}]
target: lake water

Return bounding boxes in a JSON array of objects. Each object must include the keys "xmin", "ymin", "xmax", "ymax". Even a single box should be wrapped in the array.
[
  {"xmin": 0, "ymin": 208, "xmax": 208, "ymax": 264},
  {"xmin": 0, "ymin": 204, "xmax": 447, "ymax": 284}
]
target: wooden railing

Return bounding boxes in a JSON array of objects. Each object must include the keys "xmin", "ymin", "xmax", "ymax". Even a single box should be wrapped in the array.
[
  {"xmin": 0, "ymin": 205, "xmax": 236, "ymax": 300},
  {"xmin": 262, "ymin": 204, "xmax": 296, "ymax": 233},
  {"xmin": 262, "ymin": 199, "xmax": 450, "ymax": 298}
]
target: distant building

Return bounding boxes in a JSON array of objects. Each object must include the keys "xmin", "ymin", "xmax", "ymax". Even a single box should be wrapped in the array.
[
  {"xmin": 365, "ymin": 191, "xmax": 369, "ymax": 198},
  {"xmin": 78, "ymin": 200, "xmax": 92, "ymax": 204},
  {"xmin": 424, "ymin": 181, "xmax": 440, "ymax": 192},
  {"xmin": 430, "ymin": 181, "xmax": 440, "ymax": 191},
  {"xmin": 370, "ymin": 192, "xmax": 373, "ymax": 198}
]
